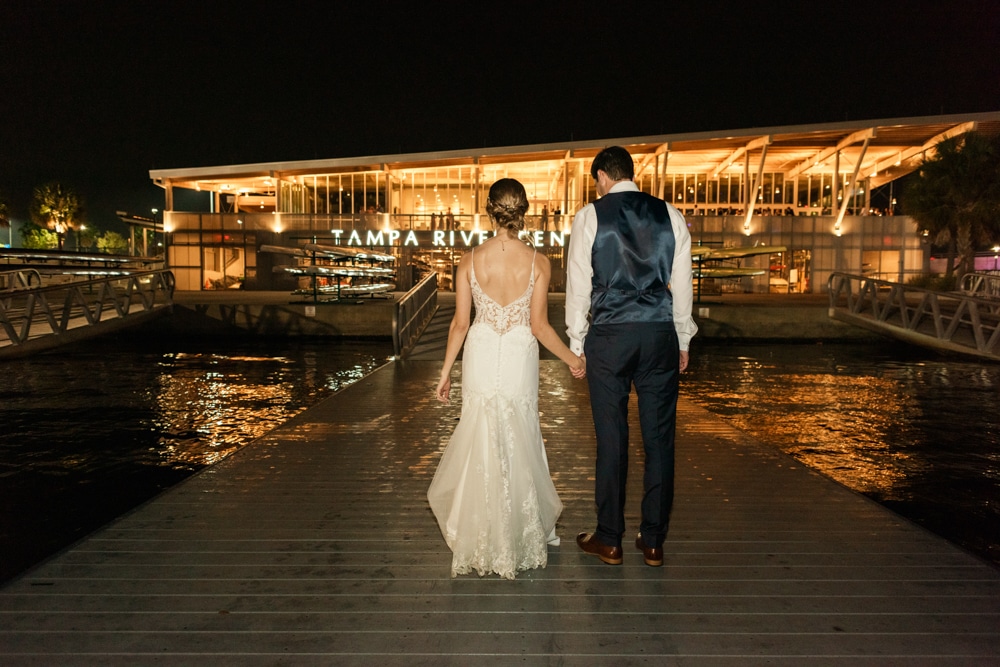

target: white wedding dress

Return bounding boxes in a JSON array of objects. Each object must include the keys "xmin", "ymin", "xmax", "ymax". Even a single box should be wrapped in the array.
[{"xmin": 428, "ymin": 250, "xmax": 563, "ymax": 579}]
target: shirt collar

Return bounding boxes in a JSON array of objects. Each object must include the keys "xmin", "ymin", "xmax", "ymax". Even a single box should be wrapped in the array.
[{"xmin": 609, "ymin": 180, "xmax": 639, "ymax": 194}]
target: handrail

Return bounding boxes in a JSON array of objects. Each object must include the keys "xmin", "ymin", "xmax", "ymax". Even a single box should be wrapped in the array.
[
  {"xmin": 0, "ymin": 269, "xmax": 175, "ymax": 352},
  {"xmin": 827, "ymin": 272, "xmax": 1000, "ymax": 360},
  {"xmin": 960, "ymin": 272, "xmax": 1000, "ymax": 300},
  {"xmin": 392, "ymin": 272, "xmax": 438, "ymax": 358},
  {"xmin": 0, "ymin": 269, "xmax": 43, "ymax": 293},
  {"xmin": 0, "ymin": 249, "xmax": 159, "ymax": 266}
]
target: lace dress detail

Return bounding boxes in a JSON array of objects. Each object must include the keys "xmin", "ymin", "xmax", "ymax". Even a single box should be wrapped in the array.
[
  {"xmin": 470, "ymin": 262, "xmax": 533, "ymax": 335},
  {"xmin": 428, "ymin": 249, "xmax": 563, "ymax": 579}
]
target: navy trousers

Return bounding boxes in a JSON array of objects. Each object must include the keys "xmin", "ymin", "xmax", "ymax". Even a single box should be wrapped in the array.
[{"xmin": 584, "ymin": 321, "xmax": 679, "ymax": 549}]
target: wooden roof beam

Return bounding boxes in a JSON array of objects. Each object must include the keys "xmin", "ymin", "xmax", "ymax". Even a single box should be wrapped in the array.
[
  {"xmin": 635, "ymin": 143, "xmax": 669, "ymax": 179},
  {"xmin": 866, "ymin": 121, "xmax": 978, "ymax": 180},
  {"xmin": 786, "ymin": 127, "xmax": 877, "ymax": 179},
  {"xmin": 709, "ymin": 135, "xmax": 770, "ymax": 177}
]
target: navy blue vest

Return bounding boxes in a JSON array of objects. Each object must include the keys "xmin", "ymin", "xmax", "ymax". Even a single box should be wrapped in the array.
[{"xmin": 590, "ymin": 191, "xmax": 676, "ymax": 325}]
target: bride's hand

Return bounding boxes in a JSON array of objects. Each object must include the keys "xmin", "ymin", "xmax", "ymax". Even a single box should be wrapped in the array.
[
  {"xmin": 570, "ymin": 354, "xmax": 586, "ymax": 379},
  {"xmin": 436, "ymin": 376, "xmax": 451, "ymax": 403}
]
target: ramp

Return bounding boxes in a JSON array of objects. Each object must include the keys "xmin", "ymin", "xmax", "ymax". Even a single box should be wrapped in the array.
[
  {"xmin": 828, "ymin": 272, "xmax": 1000, "ymax": 360},
  {"xmin": 0, "ymin": 270, "xmax": 174, "ymax": 359}
]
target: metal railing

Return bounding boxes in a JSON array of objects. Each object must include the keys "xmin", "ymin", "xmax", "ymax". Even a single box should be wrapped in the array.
[
  {"xmin": 0, "ymin": 269, "xmax": 43, "ymax": 293},
  {"xmin": 392, "ymin": 271, "xmax": 438, "ymax": 358},
  {"xmin": 0, "ymin": 270, "xmax": 175, "ymax": 354},
  {"xmin": 828, "ymin": 272, "xmax": 1000, "ymax": 360},
  {"xmin": 961, "ymin": 272, "xmax": 1000, "ymax": 301}
]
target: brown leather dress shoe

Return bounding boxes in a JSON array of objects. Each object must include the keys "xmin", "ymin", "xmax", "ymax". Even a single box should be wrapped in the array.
[
  {"xmin": 635, "ymin": 534, "xmax": 663, "ymax": 567},
  {"xmin": 576, "ymin": 532, "xmax": 623, "ymax": 565}
]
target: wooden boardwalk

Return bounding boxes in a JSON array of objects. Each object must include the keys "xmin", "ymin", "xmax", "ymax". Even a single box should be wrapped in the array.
[{"xmin": 1, "ymin": 359, "xmax": 998, "ymax": 664}]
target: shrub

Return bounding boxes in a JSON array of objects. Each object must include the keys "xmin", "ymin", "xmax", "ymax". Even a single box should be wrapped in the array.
[
  {"xmin": 907, "ymin": 273, "xmax": 957, "ymax": 291},
  {"xmin": 20, "ymin": 222, "xmax": 58, "ymax": 249},
  {"xmin": 97, "ymin": 231, "xmax": 128, "ymax": 254}
]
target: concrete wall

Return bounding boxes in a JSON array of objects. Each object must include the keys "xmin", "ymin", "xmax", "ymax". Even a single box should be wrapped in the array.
[
  {"xmin": 159, "ymin": 291, "xmax": 881, "ymax": 343},
  {"xmin": 161, "ymin": 293, "xmax": 394, "ymax": 338},
  {"xmin": 692, "ymin": 302, "xmax": 879, "ymax": 341}
]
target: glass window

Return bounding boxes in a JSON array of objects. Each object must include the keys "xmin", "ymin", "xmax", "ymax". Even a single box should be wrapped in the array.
[
  {"xmin": 762, "ymin": 173, "xmax": 773, "ymax": 204},
  {"xmin": 809, "ymin": 176, "xmax": 821, "ymax": 210},
  {"xmin": 730, "ymin": 174, "xmax": 743, "ymax": 207}
]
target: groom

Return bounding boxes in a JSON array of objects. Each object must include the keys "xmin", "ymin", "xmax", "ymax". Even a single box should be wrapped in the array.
[{"xmin": 565, "ymin": 146, "xmax": 697, "ymax": 567}]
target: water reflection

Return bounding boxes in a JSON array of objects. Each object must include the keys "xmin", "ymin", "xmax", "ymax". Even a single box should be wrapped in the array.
[
  {"xmin": 145, "ymin": 351, "xmax": 386, "ymax": 467},
  {"xmin": 0, "ymin": 337, "xmax": 392, "ymax": 581},
  {"xmin": 684, "ymin": 342, "xmax": 1000, "ymax": 564}
]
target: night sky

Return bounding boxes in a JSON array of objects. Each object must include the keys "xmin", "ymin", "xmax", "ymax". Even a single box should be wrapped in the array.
[{"xmin": 2, "ymin": 0, "xmax": 998, "ymax": 230}]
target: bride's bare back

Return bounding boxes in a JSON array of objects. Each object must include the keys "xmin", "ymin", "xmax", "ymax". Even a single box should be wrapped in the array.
[{"xmin": 471, "ymin": 233, "xmax": 535, "ymax": 307}]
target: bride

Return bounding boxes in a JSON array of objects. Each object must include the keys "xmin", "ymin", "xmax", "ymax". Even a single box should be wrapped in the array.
[{"xmin": 428, "ymin": 178, "xmax": 586, "ymax": 579}]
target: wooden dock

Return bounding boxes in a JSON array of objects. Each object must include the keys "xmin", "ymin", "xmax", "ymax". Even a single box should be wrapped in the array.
[{"xmin": 1, "ymin": 359, "xmax": 998, "ymax": 664}]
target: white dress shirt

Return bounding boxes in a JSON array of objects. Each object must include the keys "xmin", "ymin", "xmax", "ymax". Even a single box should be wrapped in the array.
[{"xmin": 565, "ymin": 180, "xmax": 697, "ymax": 355}]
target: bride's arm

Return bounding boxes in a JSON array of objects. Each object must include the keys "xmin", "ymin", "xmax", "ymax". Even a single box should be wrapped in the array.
[
  {"xmin": 530, "ymin": 254, "xmax": 585, "ymax": 375},
  {"xmin": 436, "ymin": 253, "xmax": 473, "ymax": 403}
]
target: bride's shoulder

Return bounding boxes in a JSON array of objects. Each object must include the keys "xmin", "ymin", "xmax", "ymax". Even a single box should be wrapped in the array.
[
  {"xmin": 531, "ymin": 247, "xmax": 551, "ymax": 268},
  {"xmin": 455, "ymin": 251, "xmax": 475, "ymax": 273}
]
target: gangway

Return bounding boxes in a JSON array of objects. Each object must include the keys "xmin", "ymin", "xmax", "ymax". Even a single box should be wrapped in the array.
[
  {"xmin": 961, "ymin": 272, "xmax": 1000, "ymax": 303},
  {"xmin": 828, "ymin": 272, "xmax": 1000, "ymax": 361},
  {"xmin": 392, "ymin": 271, "xmax": 437, "ymax": 357},
  {"xmin": 0, "ymin": 269, "xmax": 174, "ymax": 359}
]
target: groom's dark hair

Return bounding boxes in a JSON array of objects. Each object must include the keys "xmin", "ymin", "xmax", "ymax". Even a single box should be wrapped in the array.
[{"xmin": 591, "ymin": 146, "xmax": 635, "ymax": 182}]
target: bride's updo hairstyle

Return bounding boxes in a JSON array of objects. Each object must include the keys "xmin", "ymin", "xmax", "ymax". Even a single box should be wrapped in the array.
[{"xmin": 486, "ymin": 178, "xmax": 529, "ymax": 232}]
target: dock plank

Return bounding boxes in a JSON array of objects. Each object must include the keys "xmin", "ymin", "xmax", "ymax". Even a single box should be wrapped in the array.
[{"xmin": 1, "ymin": 360, "xmax": 998, "ymax": 665}]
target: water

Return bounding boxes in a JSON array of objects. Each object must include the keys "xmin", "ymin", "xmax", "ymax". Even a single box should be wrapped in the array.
[
  {"xmin": 683, "ymin": 341, "xmax": 1000, "ymax": 566},
  {"xmin": 0, "ymin": 335, "xmax": 393, "ymax": 581},
  {"xmin": 1, "ymin": 336, "xmax": 997, "ymax": 583}
]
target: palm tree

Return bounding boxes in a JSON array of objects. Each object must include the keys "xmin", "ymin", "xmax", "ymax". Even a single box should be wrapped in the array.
[
  {"xmin": 30, "ymin": 182, "xmax": 83, "ymax": 251},
  {"xmin": 0, "ymin": 195, "xmax": 10, "ymax": 247},
  {"xmin": 903, "ymin": 132, "xmax": 1000, "ymax": 279}
]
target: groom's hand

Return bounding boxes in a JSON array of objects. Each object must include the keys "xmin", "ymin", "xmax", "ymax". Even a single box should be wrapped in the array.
[{"xmin": 571, "ymin": 354, "xmax": 587, "ymax": 379}]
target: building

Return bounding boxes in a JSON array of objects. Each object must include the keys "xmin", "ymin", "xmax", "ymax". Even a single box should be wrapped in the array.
[{"xmin": 149, "ymin": 111, "xmax": 1000, "ymax": 294}]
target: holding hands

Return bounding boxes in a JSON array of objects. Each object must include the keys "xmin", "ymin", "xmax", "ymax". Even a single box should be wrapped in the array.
[
  {"xmin": 570, "ymin": 354, "xmax": 586, "ymax": 379},
  {"xmin": 436, "ymin": 374, "xmax": 452, "ymax": 403}
]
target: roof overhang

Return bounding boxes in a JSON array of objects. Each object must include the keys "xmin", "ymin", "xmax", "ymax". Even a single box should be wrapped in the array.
[{"xmin": 149, "ymin": 111, "xmax": 1000, "ymax": 196}]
